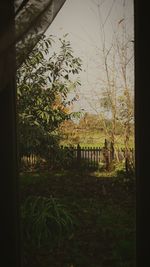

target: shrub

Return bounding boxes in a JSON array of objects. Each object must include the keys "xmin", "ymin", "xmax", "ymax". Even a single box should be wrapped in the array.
[
  {"xmin": 21, "ymin": 195, "xmax": 74, "ymax": 248},
  {"xmin": 115, "ymin": 163, "xmax": 135, "ymax": 190}
]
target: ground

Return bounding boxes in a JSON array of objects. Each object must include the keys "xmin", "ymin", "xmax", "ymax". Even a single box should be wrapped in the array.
[{"xmin": 20, "ymin": 169, "xmax": 136, "ymax": 267}]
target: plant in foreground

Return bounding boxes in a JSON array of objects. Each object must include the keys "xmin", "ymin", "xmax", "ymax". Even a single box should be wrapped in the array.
[{"xmin": 21, "ymin": 195, "xmax": 75, "ymax": 248}]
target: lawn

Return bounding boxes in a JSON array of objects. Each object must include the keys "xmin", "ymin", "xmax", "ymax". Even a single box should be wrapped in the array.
[
  {"xmin": 59, "ymin": 130, "xmax": 134, "ymax": 149},
  {"xmin": 20, "ymin": 169, "xmax": 136, "ymax": 267}
]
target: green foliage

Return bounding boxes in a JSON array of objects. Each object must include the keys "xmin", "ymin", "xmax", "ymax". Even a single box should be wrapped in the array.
[
  {"xmin": 59, "ymin": 112, "xmax": 134, "ymax": 147},
  {"xmin": 51, "ymin": 146, "xmax": 75, "ymax": 169},
  {"xmin": 116, "ymin": 167, "xmax": 135, "ymax": 190},
  {"xmin": 17, "ymin": 34, "xmax": 82, "ymax": 158},
  {"xmin": 96, "ymin": 161, "xmax": 135, "ymax": 190},
  {"xmin": 20, "ymin": 171, "xmax": 136, "ymax": 267},
  {"xmin": 93, "ymin": 161, "xmax": 135, "ymax": 190},
  {"xmin": 79, "ymin": 112, "xmax": 104, "ymax": 130},
  {"xmin": 21, "ymin": 195, "xmax": 74, "ymax": 248}
]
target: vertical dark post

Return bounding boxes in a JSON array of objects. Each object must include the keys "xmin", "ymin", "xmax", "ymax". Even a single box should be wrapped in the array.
[
  {"xmin": 70, "ymin": 145, "xmax": 74, "ymax": 168},
  {"xmin": 110, "ymin": 141, "xmax": 114, "ymax": 162},
  {"xmin": 104, "ymin": 138, "xmax": 108, "ymax": 149},
  {"xmin": 104, "ymin": 139, "xmax": 109, "ymax": 170},
  {"xmin": 77, "ymin": 144, "xmax": 81, "ymax": 169},
  {"xmin": 82, "ymin": 146, "xmax": 84, "ymax": 161},
  {"xmin": 98, "ymin": 147, "xmax": 101, "ymax": 168},
  {"xmin": 93, "ymin": 147, "xmax": 96, "ymax": 168},
  {"xmin": 125, "ymin": 149, "xmax": 130, "ymax": 173},
  {"xmin": 85, "ymin": 147, "xmax": 87, "ymax": 166},
  {"xmin": 96, "ymin": 147, "xmax": 98, "ymax": 167},
  {"xmin": 87, "ymin": 147, "xmax": 90, "ymax": 168},
  {"xmin": 90, "ymin": 147, "xmax": 93, "ymax": 167},
  {"xmin": 0, "ymin": 1, "xmax": 21, "ymax": 266}
]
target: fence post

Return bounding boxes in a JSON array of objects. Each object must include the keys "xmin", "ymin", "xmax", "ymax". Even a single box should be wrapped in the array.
[
  {"xmin": 104, "ymin": 139, "xmax": 110, "ymax": 170},
  {"xmin": 110, "ymin": 141, "xmax": 115, "ymax": 162},
  {"xmin": 77, "ymin": 144, "xmax": 81, "ymax": 169}
]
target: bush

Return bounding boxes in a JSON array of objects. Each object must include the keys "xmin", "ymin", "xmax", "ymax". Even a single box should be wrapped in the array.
[
  {"xmin": 21, "ymin": 195, "xmax": 75, "ymax": 248},
  {"xmin": 115, "ymin": 164, "xmax": 135, "ymax": 190}
]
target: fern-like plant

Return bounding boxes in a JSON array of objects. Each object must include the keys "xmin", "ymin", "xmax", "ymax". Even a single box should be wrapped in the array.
[{"xmin": 21, "ymin": 195, "xmax": 74, "ymax": 248}]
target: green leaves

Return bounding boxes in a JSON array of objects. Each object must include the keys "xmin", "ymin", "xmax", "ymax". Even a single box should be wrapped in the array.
[
  {"xmin": 21, "ymin": 196, "xmax": 74, "ymax": 248},
  {"xmin": 17, "ymin": 34, "xmax": 82, "ymax": 160}
]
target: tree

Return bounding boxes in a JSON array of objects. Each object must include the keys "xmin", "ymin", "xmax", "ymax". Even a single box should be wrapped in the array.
[
  {"xmin": 17, "ymin": 34, "xmax": 82, "ymax": 160},
  {"xmin": 115, "ymin": 27, "xmax": 134, "ymax": 171},
  {"xmin": 58, "ymin": 120, "xmax": 79, "ymax": 145},
  {"xmin": 85, "ymin": 1, "xmax": 134, "ymax": 159}
]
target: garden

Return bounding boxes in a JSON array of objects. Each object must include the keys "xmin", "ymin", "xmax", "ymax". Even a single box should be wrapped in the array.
[
  {"xmin": 17, "ymin": 33, "xmax": 136, "ymax": 267},
  {"xmin": 20, "ymin": 167, "xmax": 136, "ymax": 267}
]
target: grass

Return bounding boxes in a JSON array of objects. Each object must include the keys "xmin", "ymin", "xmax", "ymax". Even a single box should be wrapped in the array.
[
  {"xmin": 60, "ymin": 131, "xmax": 134, "ymax": 148},
  {"xmin": 20, "ymin": 169, "xmax": 136, "ymax": 267}
]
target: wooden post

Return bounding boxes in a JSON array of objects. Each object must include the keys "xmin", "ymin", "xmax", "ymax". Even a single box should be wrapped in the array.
[
  {"xmin": 96, "ymin": 147, "xmax": 98, "ymax": 167},
  {"xmin": 110, "ymin": 141, "xmax": 115, "ymax": 162},
  {"xmin": 98, "ymin": 147, "xmax": 101, "ymax": 168},
  {"xmin": 87, "ymin": 147, "xmax": 90, "ymax": 168},
  {"xmin": 106, "ymin": 141, "xmax": 115, "ymax": 170},
  {"xmin": 77, "ymin": 144, "xmax": 81, "ymax": 168},
  {"xmin": 93, "ymin": 147, "xmax": 96, "ymax": 167},
  {"xmin": 104, "ymin": 139, "xmax": 109, "ymax": 170},
  {"xmin": 91, "ymin": 148, "xmax": 92, "ymax": 168}
]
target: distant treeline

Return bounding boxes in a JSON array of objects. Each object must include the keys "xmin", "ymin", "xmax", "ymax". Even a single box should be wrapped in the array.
[{"xmin": 59, "ymin": 113, "xmax": 134, "ymax": 147}]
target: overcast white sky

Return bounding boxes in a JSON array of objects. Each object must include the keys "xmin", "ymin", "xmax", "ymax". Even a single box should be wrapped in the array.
[{"xmin": 46, "ymin": 0, "xmax": 134, "ymax": 114}]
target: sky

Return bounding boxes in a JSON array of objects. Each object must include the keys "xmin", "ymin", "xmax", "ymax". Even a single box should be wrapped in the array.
[{"xmin": 46, "ymin": 0, "xmax": 134, "ymax": 114}]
